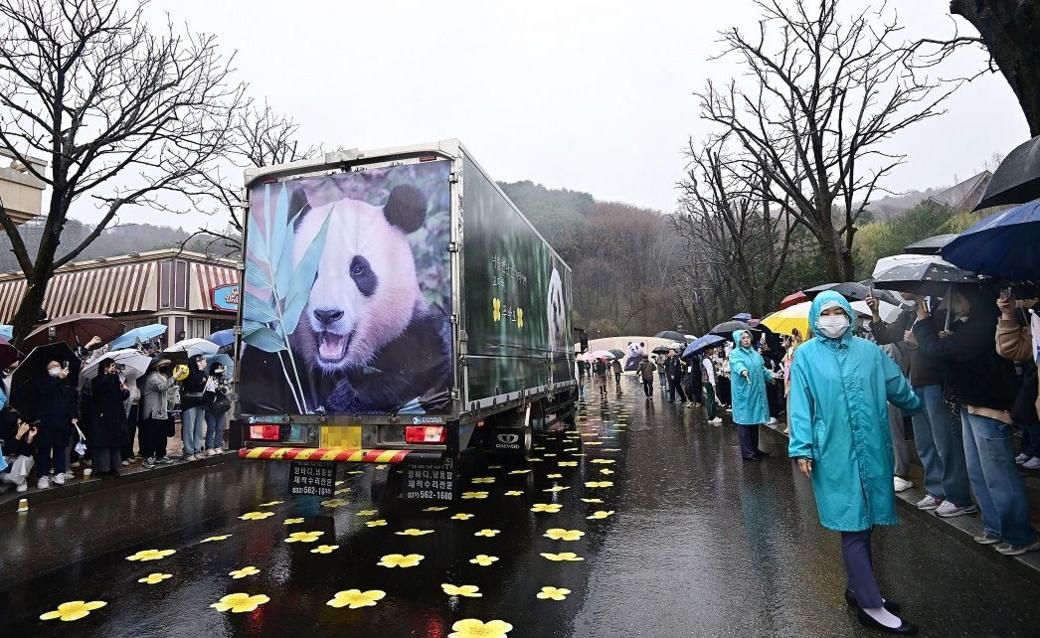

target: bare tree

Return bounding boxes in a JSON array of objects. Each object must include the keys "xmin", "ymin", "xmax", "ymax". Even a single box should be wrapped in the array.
[
  {"xmin": 698, "ymin": 0, "xmax": 955, "ymax": 281},
  {"xmin": 0, "ymin": 0, "xmax": 244, "ymax": 343}
]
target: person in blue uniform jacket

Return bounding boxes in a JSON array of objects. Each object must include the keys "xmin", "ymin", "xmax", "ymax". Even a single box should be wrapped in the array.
[
  {"xmin": 729, "ymin": 329, "xmax": 772, "ymax": 460},
  {"xmin": 788, "ymin": 292, "xmax": 922, "ymax": 636}
]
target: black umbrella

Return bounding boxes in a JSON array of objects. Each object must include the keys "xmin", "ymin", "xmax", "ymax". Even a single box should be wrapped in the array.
[
  {"xmin": 872, "ymin": 260, "xmax": 984, "ymax": 297},
  {"xmin": 804, "ymin": 281, "xmax": 902, "ymax": 307},
  {"xmin": 709, "ymin": 320, "xmax": 755, "ymax": 338},
  {"xmin": 974, "ymin": 135, "xmax": 1040, "ymax": 210},
  {"xmin": 903, "ymin": 234, "xmax": 959, "ymax": 256},
  {"xmin": 608, "ymin": 349, "xmax": 626, "ymax": 360},
  {"xmin": 10, "ymin": 342, "xmax": 80, "ymax": 420},
  {"xmin": 22, "ymin": 313, "xmax": 125, "ymax": 350},
  {"xmin": 651, "ymin": 346, "xmax": 671, "ymax": 355},
  {"xmin": 653, "ymin": 330, "xmax": 687, "ymax": 342}
]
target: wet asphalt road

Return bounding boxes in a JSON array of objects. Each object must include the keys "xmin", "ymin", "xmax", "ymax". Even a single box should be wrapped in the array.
[{"xmin": 3, "ymin": 377, "xmax": 1040, "ymax": 637}]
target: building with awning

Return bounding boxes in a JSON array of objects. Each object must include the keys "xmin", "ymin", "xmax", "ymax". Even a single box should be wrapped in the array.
[{"xmin": 0, "ymin": 249, "xmax": 240, "ymax": 346}]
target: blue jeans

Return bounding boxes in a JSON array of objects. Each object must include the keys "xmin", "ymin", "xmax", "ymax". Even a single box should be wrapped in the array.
[
  {"xmin": 961, "ymin": 409, "xmax": 1037, "ymax": 546},
  {"xmin": 204, "ymin": 410, "xmax": 226, "ymax": 450},
  {"xmin": 911, "ymin": 385, "xmax": 972, "ymax": 506},
  {"xmin": 181, "ymin": 407, "xmax": 206, "ymax": 456}
]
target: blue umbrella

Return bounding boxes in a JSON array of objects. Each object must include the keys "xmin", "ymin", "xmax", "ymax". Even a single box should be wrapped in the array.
[
  {"xmin": 207, "ymin": 329, "xmax": 235, "ymax": 348},
  {"xmin": 942, "ymin": 199, "xmax": 1040, "ymax": 281},
  {"xmin": 683, "ymin": 334, "xmax": 727, "ymax": 359},
  {"xmin": 731, "ymin": 313, "xmax": 752, "ymax": 322},
  {"xmin": 108, "ymin": 323, "xmax": 167, "ymax": 350},
  {"xmin": 204, "ymin": 352, "xmax": 235, "ymax": 378},
  {"xmin": 0, "ymin": 325, "xmax": 11, "ymax": 340}
]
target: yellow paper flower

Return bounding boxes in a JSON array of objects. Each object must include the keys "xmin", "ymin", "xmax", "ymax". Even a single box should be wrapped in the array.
[
  {"xmin": 533, "ymin": 445, "xmax": 545, "ymax": 450},
  {"xmin": 449, "ymin": 618, "xmax": 514, "ymax": 638},
  {"xmin": 563, "ymin": 448, "xmax": 579, "ymax": 452},
  {"xmin": 543, "ymin": 453, "xmax": 557, "ymax": 457},
  {"xmin": 585, "ymin": 481, "xmax": 613, "ymax": 488},
  {"xmin": 543, "ymin": 486, "xmax": 569, "ymax": 493},
  {"xmin": 210, "ymin": 592, "xmax": 270, "ymax": 613},
  {"xmin": 604, "ymin": 448, "xmax": 622, "ymax": 452},
  {"xmin": 540, "ymin": 551, "xmax": 584, "ymax": 562},
  {"xmin": 590, "ymin": 459, "xmax": 615, "ymax": 464},
  {"xmin": 527, "ymin": 457, "xmax": 543, "ymax": 462},
  {"xmin": 347, "ymin": 470, "xmax": 364, "ymax": 475},
  {"xmin": 229, "ymin": 566, "xmax": 261, "ymax": 579},
  {"xmin": 471, "ymin": 477, "xmax": 496, "ymax": 484},
  {"xmin": 335, "ymin": 480, "xmax": 345, "ymax": 486},
  {"xmin": 356, "ymin": 509, "xmax": 379, "ymax": 516},
  {"xmin": 284, "ymin": 531, "xmax": 324, "ymax": 543},
  {"xmin": 469, "ymin": 554, "xmax": 499, "ymax": 566},
  {"xmin": 423, "ymin": 506, "xmax": 449, "ymax": 512},
  {"xmin": 395, "ymin": 528, "xmax": 435, "ymax": 536},
  {"xmin": 503, "ymin": 490, "xmax": 524, "ymax": 496},
  {"xmin": 321, "ymin": 498, "xmax": 348, "ymax": 508},
  {"xmin": 474, "ymin": 528, "xmax": 501, "ymax": 537},
  {"xmin": 126, "ymin": 549, "xmax": 176, "ymax": 562},
  {"xmin": 530, "ymin": 503, "xmax": 562, "ymax": 513},
  {"xmin": 200, "ymin": 534, "xmax": 231, "ymax": 544},
  {"xmin": 137, "ymin": 573, "xmax": 172, "ymax": 585},
  {"xmin": 492, "ymin": 298, "xmax": 502, "ymax": 322},
  {"xmin": 581, "ymin": 498, "xmax": 604, "ymax": 504},
  {"xmin": 327, "ymin": 589, "xmax": 386, "ymax": 609},
  {"xmin": 334, "ymin": 487, "xmax": 351, "ymax": 495},
  {"xmin": 546, "ymin": 473, "xmax": 563, "ymax": 479},
  {"xmin": 366, "ymin": 519, "xmax": 388, "ymax": 527},
  {"xmin": 544, "ymin": 528, "xmax": 584, "ymax": 541},
  {"xmin": 558, "ymin": 461, "xmax": 577, "ymax": 467},
  {"xmin": 310, "ymin": 544, "xmax": 340, "ymax": 554},
  {"xmin": 442, "ymin": 583, "xmax": 483, "ymax": 598},
  {"xmin": 488, "ymin": 464, "xmax": 503, "ymax": 469},
  {"xmin": 40, "ymin": 600, "xmax": 107, "ymax": 622},
  {"xmin": 516, "ymin": 307, "xmax": 524, "ymax": 328},
  {"xmin": 537, "ymin": 586, "xmax": 571, "ymax": 601},
  {"xmin": 284, "ymin": 518, "xmax": 305, "ymax": 525},
  {"xmin": 451, "ymin": 513, "xmax": 475, "ymax": 520},
  {"xmin": 599, "ymin": 468, "xmax": 615, "ymax": 475},
  {"xmin": 461, "ymin": 491, "xmax": 489, "ymax": 499},
  {"xmin": 376, "ymin": 464, "xmax": 388, "ymax": 469},
  {"xmin": 508, "ymin": 469, "xmax": 531, "ymax": 475},
  {"xmin": 587, "ymin": 510, "xmax": 616, "ymax": 520},
  {"xmin": 239, "ymin": 511, "xmax": 275, "ymax": 521},
  {"xmin": 258, "ymin": 500, "xmax": 284, "ymax": 507},
  {"xmin": 377, "ymin": 553, "xmax": 424, "ymax": 568},
  {"xmin": 584, "ymin": 441, "xmax": 603, "ymax": 446}
]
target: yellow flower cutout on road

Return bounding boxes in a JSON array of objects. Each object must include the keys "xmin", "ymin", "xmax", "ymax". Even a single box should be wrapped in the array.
[
  {"xmin": 604, "ymin": 448, "xmax": 622, "ymax": 452},
  {"xmin": 327, "ymin": 589, "xmax": 386, "ymax": 609},
  {"xmin": 126, "ymin": 549, "xmax": 176, "ymax": 562},
  {"xmin": 200, "ymin": 534, "xmax": 231, "ymax": 544},
  {"xmin": 544, "ymin": 528, "xmax": 585, "ymax": 541},
  {"xmin": 347, "ymin": 470, "xmax": 364, "ymax": 475},
  {"xmin": 285, "ymin": 531, "xmax": 324, "ymax": 543},
  {"xmin": 449, "ymin": 619, "xmax": 514, "ymax": 638},
  {"xmin": 508, "ymin": 469, "xmax": 531, "ymax": 475},
  {"xmin": 284, "ymin": 518, "xmax": 304, "ymax": 525},
  {"xmin": 584, "ymin": 441, "xmax": 603, "ymax": 446},
  {"xmin": 451, "ymin": 513, "xmax": 475, "ymax": 520},
  {"xmin": 543, "ymin": 453, "xmax": 556, "ymax": 457},
  {"xmin": 356, "ymin": 509, "xmax": 379, "ymax": 516},
  {"xmin": 321, "ymin": 498, "xmax": 348, "ymax": 508},
  {"xmin": 229, "ymin": 566, "xmax": 261, "ymax": 579},
  {"xmin": 504, "ymin": 490, "xmax": 524, "ymax": 496},
  {"xmin": 469, "ymin": 554, "xmax": 499, "ymax": 566},
  {"xmin": 591, "ymin": 459, "xmax": 615, "ymax": 464},
  {"xmin": 423, "ymin": 506, "xmax": 449, "ymax": 512},
  {"xmin": 530, "ymin": 503, "xmax": 562, "ymax": 514},
  {"xmin": 40, "ymin": 600, "xmax": 107, "ymax": 622},
  {"xmin": 587, "ymin": 510, "xmax": 616, "ymax": 520},
  {"xmin": 376, "ymin": 464, "xmax": 388, "ymax": 469},
  {"xmin": 334, "ymin": 487, "xmax": 351, "ymax": 495},
  {"xmin": 474, "ymin": 528, "xmax": 501, "ymax": 537},
  {"xmin": 471, "ymin": 477, "xmax": 495, "ymax": 484},
  {"xmin": 378, "ymin": 553, "xmax": 424, "ymax": 568},
  {"xmin": 442, "ymin": 583, "xmax": 483, "ymax": 598},
  {"xmin": 527, "ymin": 457, "xmax": 543, "ymax": 462},
  {"xmin": 599, "ymin": 468, "xmax": 615, "ymax": 475},
  {"xmin": 563, "ymin": 447, "xmax": 579, "ymax": 452},
  {"xmin": 335, "ymin": 480, "xmax": 345, "ymax": 486},
  {"xmin": 239, "ymin": 511, "xmax": 275, "ymax": 521},
  {"xmin": 310, "ymin": 544, "xmax": 340, "ymax": 554},
  {"xmin": 461, "ymin": 491, "xmax": 489, "ymax": 499},
  {"xmin": 258, "ymin": 500, "xmax": 284, "ymax": 507},
  {"xmin": 543, "ymin": 486, "xmax": 569, "ymax": 493},
  {"xmin": 395, "ymin": 528, "xmax": 435, "ymax": 536},
  {"xmin": 546, "ymin": 473, "xmax": 563, "ymax": 479},
  {"xmin": 585, "ymin": 481, "xmax": 614, "ymax": 488},
  {"xmin": 581, "ymin": 498, "xmax": 604, "ymax": 504},
  {"xmin": 540, "ymin": 551, "xmax": 584, "ymax": 562},
  {"xmin": 492, "ymin": 298, "xmax": 502, "ymax": 322},
  {"xmin": 137, "ymin": 573, "xmax": 172, "ymax": 585},
  {"xmin": 210, "ymin": 593, "xmax": 270, "ymax": 613},
  {"xmin": 488, "ymin": 464, "xmax": 503, "ymax": 469},
  {"xmin": 537, "ymin": 586, "xmax": 571, "ymax": 601},
  {"xmin": 516, "ymin": 307, "xmax": 524, "ymax": 328},
  {"xmin": 366, "ymin": 519, "xmax": 388, "ymax": 527},
  {"xmin": 558, "ymin": 461, "xmax": 577, "ymax": 467}
]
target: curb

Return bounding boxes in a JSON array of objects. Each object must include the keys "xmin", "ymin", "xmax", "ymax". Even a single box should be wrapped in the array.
[{"xmin": 0, "ymin": 452, "xmax": 235, "ymax": 514}]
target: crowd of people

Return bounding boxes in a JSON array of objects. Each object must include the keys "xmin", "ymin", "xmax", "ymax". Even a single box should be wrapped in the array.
[{"xmin": 0, "ymin": 341, "xmax": 232, "ymax": 494}]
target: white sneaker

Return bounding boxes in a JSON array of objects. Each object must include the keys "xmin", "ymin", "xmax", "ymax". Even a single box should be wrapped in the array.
[
  {"xmin": 1015, "ymin": 452, "xmax": 1030, "ymax": 464},
  {"xmin": 708, "ymin": 417, "xmax": 723, "ymax": 425},
  {"xmin": 768, "ymin": 417, "xmax": 778, "ymax": 425},
  {"xmin": 64, "ymin": 471, "xmax": 74, "ymax": 480},
  {"xmin": 893, "ymin": 476, "xmax": 914, "ymax": 492},
  {"xmin": 1023, "ymin": 457, "xmax": 1040, "ymax": 470},
  {"xmin": 916, "ymin": 495, "xmax": 942, "ymax": 510},
  {"xmin": 53, "ymin": 472, "xmax": 66, "ymax": 486},
  {"xmin": 121, "ymin": 460, "xmax": 130, "ymax": 466},
  {"xmin": 83, "ymin": 468, "xmax": 92, "ymax": 477},
  {"xmin": 16, "ymin": 482, "xmax": 28, "ymax": 493},
  {"xmin": 38, "ymin": 476, "xmax": 50, "ymax": 489},
  {"xmin": 935, "ymin": 501, "xmax": 978, "ymax": 518}
]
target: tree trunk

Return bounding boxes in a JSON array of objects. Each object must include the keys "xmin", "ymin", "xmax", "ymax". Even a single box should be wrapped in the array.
[{"xmin": 952, "ymin": 0, "xmax": 1040, "ymax": 136}]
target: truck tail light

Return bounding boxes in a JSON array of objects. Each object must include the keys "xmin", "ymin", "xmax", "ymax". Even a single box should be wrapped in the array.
[
  {"xmin": 405, "ymin": 425, "xmax": 446, "ymax": 444},
  {"xmin": 249, "ymin": 425, "xmax": 281, "ymax": 441}
]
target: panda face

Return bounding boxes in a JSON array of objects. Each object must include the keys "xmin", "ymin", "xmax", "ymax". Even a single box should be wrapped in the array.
[
  {"xmin": 293, "ymin": 197, "xmax": 421, "ymax": 373},
  {"xmin": 547, "ymin": 269, "xmax": 566, "ymax": 353}
]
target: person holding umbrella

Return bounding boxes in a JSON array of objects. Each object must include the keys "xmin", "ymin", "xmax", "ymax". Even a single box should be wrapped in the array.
[
  {"xmin": 89, "ymin": 358, "xmax": 130, "ymax": 477},
  {"xmin": 788, "ymin": 292, "xmax": 922, "ymax": 634},
  {"xmin": 702, "ymin": 348, "xmax": 722, "ymax": 425},
  {"xmin": 664, "ymin": 350, "xmax": 688, "ymax": 405},
  {"xmin": 728, "ymin": 331, "xmax": 772, "ymax": 460},
  {"xmin": 34, "ymin": 361, "xmax": 79, "ymax": 489}
]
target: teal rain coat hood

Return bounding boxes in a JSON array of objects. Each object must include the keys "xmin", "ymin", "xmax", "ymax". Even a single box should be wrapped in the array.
[
  {"xmin": 788, "ymin": 291, "xmax": 922, "ymax": 531},
  {"xmin": 728, "ymin": 330, "xmax": 772, "ymax": 426}
]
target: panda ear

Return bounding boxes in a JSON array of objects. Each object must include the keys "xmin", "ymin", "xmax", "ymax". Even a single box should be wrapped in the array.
[{"xmin": 384, "ymin": 185, "xmax": 427, "ymax": 233}]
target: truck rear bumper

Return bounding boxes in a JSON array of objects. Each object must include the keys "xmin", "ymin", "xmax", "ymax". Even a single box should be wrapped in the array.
[{"xmin": 238, "ymin": 446, "xmax": 443, "ymax": 464}]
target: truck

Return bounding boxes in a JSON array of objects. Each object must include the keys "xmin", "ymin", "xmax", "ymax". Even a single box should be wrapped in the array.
[{"xmin": 235, "ymin": 140, "xmax": 577, "ymax": 495}]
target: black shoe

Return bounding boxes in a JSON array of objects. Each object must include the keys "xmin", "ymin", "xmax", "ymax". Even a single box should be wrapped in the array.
[
  {"xmin": 856, "ymin": 608, "xmax": 916, "ymax": 635},
  {"xmin": 845, "ymin": 589, "xmax": 901, "ymax": 614},
  {"xmin": 743, "ymin": 455, "xmax": 761, "ymax": 462},
  {"xmin": 755, "ymin": 450, "xmax": 771, "ymax": 457}
]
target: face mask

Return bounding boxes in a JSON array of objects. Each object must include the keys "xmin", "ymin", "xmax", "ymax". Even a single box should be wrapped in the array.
[
  {"xmin": 817, "ymin": 315, "xmax": 850, "ymax": 339},
  {"xmin": 48, "ymin": 368, "xmax": 61, "ymax": 378},
  {"xmin": 900, "ymin": 299, "xmax": 917, "ymax": 311}
]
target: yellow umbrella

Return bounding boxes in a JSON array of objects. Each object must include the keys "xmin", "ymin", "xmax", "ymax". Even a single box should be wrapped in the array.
[{"xmin": 761, "ymin": 301, "xmax": 812, "ymax": 337}]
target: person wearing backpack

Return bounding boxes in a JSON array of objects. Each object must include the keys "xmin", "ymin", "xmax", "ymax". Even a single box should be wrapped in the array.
[
  {"xmin": 636, "ymin": 357, "xmax": 656, "ymax": 400},
  {"xmin": 203, "ymin": 361, "xmax": 232, "ymax": 456}
]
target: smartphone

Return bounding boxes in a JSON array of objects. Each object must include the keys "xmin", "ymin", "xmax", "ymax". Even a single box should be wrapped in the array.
[{"xmin": 1000, "ymin": 286, "xmax": 1014, "ymax": 300}]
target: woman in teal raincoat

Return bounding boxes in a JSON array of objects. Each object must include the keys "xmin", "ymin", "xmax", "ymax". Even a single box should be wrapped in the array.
[
  {"xmin": 729, "ymin": 329, "xmax": 772, "ymax": 460},
  {"xmin": 788, "ymin": 291, "xmax": 922, "ymax": 635}
]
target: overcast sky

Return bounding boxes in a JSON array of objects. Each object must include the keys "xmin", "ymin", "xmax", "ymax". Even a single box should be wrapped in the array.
[{"xmin": 72, "ymin": 0, "xmax": 1028, "ymax": 229}]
